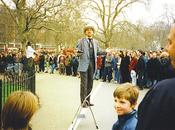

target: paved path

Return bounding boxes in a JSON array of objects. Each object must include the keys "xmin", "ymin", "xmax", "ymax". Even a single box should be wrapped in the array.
[{"xmin": 31, "ymin": 73, "xmax": 148, "ymax": 130}]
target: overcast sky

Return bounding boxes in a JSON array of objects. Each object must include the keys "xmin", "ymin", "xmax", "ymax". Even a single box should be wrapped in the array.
[
  {"xmin": 2, "ymin": 0, "xmax": 175, "ymax": 25},
  {"xmin": 126, "ymin": 0, "xmax": 175, "ymax": 25},
  {"xmin": 84, "ymin": 0, "xmax": 175, "ymax": 27}
]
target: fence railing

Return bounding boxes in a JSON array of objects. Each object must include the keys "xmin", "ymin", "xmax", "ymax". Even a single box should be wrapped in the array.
[{"xmin": 0, "ymin": 71, "xmax": 35, "ymax": 127}]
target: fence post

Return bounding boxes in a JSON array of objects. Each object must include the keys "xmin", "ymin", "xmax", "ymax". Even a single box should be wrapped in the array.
[
  {"xmin": 33, "ymin": 73, "xmax": 36, "ymax": 94},
  {"xmin": 31, "ymin": 73, "xmax": 36, "ymax": 94},
  {"xmin": 0, "ymin": 79, "xmax": 2, "ymax": 128}
]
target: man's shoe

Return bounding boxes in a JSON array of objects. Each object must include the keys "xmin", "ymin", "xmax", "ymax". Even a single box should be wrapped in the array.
[
  {"xmin": 88, "ymin": 103, "xmax": 94, "ymax": 106},
  {"xmin": 82, "ymin": 103, "xmax": 88, "ymax": 108}
]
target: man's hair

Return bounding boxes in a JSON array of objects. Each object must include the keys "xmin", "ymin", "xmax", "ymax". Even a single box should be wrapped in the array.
[
  {"xmin": 113, "ymin": 83, "xmax": 139, "ymax": 106},
  {"xmin": 26, "ymin": 41, "xmax": 31, "ymax": 47},
  {"xmin": 83, "ymin": 26, "xmax": 95, "ymax": 33},
  {"xmin": 2, "ymin": 91, "xmax": 39, "ymax": 130}
]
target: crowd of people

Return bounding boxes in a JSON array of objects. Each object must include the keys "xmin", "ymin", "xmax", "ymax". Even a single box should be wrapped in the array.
[
  {"xmin": 0, "ymin": 23, "xmax": 175, "ymax": 130},
  {"xmin": 0, "ymin": 44, "xmax": 172, "ymax": 89},
  {"xmin": 0, "ymin": 48, "xmax": 79, "ymax": 76},
  {"xmin": 96, "ymin": 49, "xmax": 171, "ymax": 89}
]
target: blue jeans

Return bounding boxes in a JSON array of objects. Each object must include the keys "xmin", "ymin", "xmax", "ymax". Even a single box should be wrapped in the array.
[{"xmin": 50, "ymin": 64, "xmax": 55, "ymax": 73}]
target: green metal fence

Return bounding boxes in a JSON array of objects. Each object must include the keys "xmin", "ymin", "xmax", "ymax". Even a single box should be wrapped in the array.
[{"xmin": 0, "ymin": 71, "xmax": 35, "ymax": 127}]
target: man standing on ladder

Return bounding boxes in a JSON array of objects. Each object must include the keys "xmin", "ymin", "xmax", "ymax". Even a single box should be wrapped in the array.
[{"xmin": 76, "ymin": 26, "xmax": 100, "ymax": 107}]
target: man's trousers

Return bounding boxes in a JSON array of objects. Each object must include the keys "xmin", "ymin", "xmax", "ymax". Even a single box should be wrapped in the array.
[{"xmin": 80, "ymin": 60, "xmax": 95, "ymax": 104}]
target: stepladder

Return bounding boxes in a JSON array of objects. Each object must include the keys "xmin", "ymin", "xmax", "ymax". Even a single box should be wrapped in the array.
[{"xmin": 70, "ymin": 94, "xmax": 99, "ymax": 130}]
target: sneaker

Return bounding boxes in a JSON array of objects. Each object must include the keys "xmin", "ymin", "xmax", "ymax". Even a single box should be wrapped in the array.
[{"xmin": 114, "ymin": 81, "xmax": 118, "ymax": 84}]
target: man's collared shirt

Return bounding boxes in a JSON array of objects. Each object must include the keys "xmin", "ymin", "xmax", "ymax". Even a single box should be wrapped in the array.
[{"xmin": 26, "ymin": 46, "xmax": 35, "ymax": 58}]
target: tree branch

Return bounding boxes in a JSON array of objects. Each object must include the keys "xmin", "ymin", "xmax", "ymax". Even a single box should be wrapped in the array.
[{"xmin": 0, "ymin": 0, "xmax": 18, "ymax": 26}]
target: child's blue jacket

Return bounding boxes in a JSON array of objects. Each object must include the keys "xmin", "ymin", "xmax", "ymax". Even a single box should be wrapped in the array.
[{"xmin": 112, "ymin": 109, "xmax": 137, "ymax": 130}]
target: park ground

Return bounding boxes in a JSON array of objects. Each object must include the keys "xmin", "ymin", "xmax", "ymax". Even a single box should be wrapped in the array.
[{"xmin": 31, "ymin": 73, "xmax": 148, "ymax": 130}]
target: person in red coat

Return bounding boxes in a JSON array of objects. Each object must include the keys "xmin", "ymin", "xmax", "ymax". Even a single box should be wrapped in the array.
[{"xmin": 129, "ymin": 51, "xmax": 138, "ymax": 85}]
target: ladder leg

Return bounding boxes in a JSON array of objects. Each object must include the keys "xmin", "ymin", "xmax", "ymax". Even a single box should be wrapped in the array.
[
  {"xmin": 88, "ymin": 105, "xmax": 99, "ymax": 129},
  {"xmin": 71, "ymin": 93, "xmax": 99, "ymax": 129}
]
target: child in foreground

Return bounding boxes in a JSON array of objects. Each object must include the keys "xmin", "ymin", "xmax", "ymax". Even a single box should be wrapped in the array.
[
  {"xmin": 1, "ymin": 91, "xmax": 39, "ymax": 130},
  {"xmin": 112, "ymin": 83, "xmax": 139, "ymax": 130}
]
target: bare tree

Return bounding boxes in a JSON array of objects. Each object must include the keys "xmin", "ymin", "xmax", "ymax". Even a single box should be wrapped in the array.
[
  {"xmin": 44, "ymin": 0, "xmax": 86, "ymax": 50},
  {"xmin": 161, "ymin": 4, "xmax": 175, "ymax": 27},
  {"xmin": 111, "ymin": 21, "xmax": 169, "ymax": 50},
  {"xmin": 0, "ymin": 0, "xmax": 62, "ymax": 48},
  {"xmin": 86, "ymin": 0, "xmax": 148, "ymax": 48}
]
